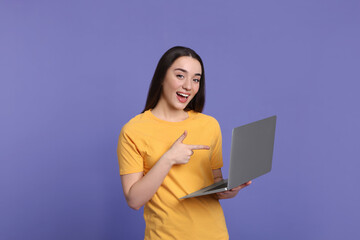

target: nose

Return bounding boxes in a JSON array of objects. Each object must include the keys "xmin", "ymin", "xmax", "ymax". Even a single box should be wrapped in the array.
[{"xmin": 182, "ymin": 78, "xmax": 192, "ymax": 91}]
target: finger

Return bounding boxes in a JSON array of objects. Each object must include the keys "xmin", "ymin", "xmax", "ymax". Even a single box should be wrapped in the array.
[
  {"xmin": 175, "ymin": 130, "xmax": 187, "ymax": 143},
  {"xmin": 230, "ymin": 186, "xmax": 242, "ymax": 191},
  {"xmin": 231, "ymin": 181, "xmax": 252, "ymax": 191},
  {"xmin": 218, "ymin": 190, "xmax": 231, "ymax": 194},
  {"xmin": 188, "ymin": 144, "xmax": 210, "ymax": 150},
  {"xmin": 242, "ymin": 181, "xmax": 252, "ymax": 187}
]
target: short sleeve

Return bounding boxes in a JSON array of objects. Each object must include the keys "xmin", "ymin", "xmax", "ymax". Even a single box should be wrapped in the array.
[
  {"xmin": 210, "ymin": 120, "xmax": 223, "ymax": 169},
  {"xmin": 117, "ymin": 125, "xmax": 144, "ymax": 175}
]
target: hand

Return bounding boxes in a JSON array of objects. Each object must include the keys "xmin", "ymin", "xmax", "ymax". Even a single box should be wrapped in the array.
[
  {"xmin": 164, "ymin": 130, "xmax": 210, "ymax": 166},
  {"xmin": 216, "ymin": 181, "xmax": 252, "ymax": 199}
]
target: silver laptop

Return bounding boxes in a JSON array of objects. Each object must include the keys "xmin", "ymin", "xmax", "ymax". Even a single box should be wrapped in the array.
[{"xmin": 180, "ymin": 115, "xmax": 277, "ymax": 199}]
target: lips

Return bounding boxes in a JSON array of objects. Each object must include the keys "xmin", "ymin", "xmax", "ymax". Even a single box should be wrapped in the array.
[{"xmin": 176, "ymin": 91, "xmax": 190, "ymax": 103}]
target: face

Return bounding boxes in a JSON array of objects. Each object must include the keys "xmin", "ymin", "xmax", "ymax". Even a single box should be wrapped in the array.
[{"xmin": 159, "ymin": 56, "xmax": 202, "ymax": 111}]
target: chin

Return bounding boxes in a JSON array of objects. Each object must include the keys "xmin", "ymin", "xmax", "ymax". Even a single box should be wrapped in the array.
[{"xmin": 171, "ymin": 103, "xmax": 187, "ymax": 111}]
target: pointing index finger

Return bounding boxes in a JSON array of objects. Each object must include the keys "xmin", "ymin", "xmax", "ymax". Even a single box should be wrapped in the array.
[{"xmin": 188, "ymin": 144, "xmax": 210, "ymax": 150}]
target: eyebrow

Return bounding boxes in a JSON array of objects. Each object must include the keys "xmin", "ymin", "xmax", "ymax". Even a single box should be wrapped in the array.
[{"xmin": 174, "ymin": 68, "xmax": 202, "ymax": 77}]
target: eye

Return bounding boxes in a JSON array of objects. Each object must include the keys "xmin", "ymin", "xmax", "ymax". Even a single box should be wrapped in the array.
[
  {"xmin": 193, "ymin": 78, "xmax": 200, "ymax": 83},
  {"xmin": 176, "ymin": 74, "xmax": 184, "ymax": 79}
]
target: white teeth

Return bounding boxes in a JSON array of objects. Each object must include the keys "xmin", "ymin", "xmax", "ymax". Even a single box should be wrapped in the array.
[{"xmin": 177, "ymin": 92, "xmax": 189, "ymax": 98}]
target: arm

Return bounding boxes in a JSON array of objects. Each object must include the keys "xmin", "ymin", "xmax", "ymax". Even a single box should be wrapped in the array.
[
  {"xmin": 121, "ymin": 131, "xmax": 210, "ymax": 210},
  {"xmin": 121, "ymin": 155, "xmax": 173, "ymax": 210},
  {"xmin": 212, "ymin": 168, "xmax": 224, "ymax": 183},
  {"xmin": 212, "ymin": 168, "xmax": 251, "ymax": 200}
]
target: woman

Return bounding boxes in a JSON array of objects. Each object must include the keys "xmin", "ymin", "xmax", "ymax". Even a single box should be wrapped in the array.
[{"xmin": 117, "ymin": 46, "xmax": 251, "ymax": 239}]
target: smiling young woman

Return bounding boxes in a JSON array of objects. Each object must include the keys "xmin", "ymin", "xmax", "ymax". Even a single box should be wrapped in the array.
[
  {"xmin": 151, "ymin": 56, "xmax": 202, "ymax": 121},
  {"xmin": 117, "ymin": 46, "xmax": 250, "ymax": 240}
]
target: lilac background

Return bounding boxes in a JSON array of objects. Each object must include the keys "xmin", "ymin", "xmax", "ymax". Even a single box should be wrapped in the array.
[{"xmin": 1, "ymin": 0, "xmax": 359, "ymax": 239}]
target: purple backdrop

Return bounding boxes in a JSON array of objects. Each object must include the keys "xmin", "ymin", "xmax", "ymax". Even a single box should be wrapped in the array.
[{"xmin": 1, "ymin": 0, "xmax": 359, "ymax": 239}]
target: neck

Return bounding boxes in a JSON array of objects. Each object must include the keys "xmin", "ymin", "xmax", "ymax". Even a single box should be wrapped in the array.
[{"xmin": 151, "ymin": 101, "xmax": 189, "ymax": 122}]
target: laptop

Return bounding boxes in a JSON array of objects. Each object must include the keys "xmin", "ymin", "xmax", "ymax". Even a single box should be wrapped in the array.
[{"xmin": 180, "ymin": 115, "xmax": 277, "ymax": 199}]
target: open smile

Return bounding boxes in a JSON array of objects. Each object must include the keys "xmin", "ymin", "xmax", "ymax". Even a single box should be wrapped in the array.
[{"xmin": 176, "ymin": 92, "xmax": 190, "ymax": 103}]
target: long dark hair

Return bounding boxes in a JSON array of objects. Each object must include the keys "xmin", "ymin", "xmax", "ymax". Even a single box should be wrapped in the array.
[{"xmin": 142, "ymin": 46, "xmax": 205, "ymax": 113}]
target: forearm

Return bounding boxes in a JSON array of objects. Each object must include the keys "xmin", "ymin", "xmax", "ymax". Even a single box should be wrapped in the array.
[
  {"xmin": 212, "ymin": 168, "xmax": 223, "ymax": 183},
  {"xmin": 123, "ymin": 131, "xmax": 208, "ymax": 209},
  {"xmin": 213, "ymin": 176, "xmax": 223, "ymax": 183},
  {"xmin": 125, "ymin": 155, "xmax": 173, "ymax": 210}
]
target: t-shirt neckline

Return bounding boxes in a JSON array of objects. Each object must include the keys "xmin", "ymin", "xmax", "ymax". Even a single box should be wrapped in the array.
[{"xmin": 145, "ymin": 110, "xmax": 195, "ymax": 125}]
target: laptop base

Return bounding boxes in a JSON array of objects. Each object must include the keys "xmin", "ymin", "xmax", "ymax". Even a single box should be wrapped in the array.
[{"xmin": 180, "ymin": 179, "xmax": 229, "ymax": 199}]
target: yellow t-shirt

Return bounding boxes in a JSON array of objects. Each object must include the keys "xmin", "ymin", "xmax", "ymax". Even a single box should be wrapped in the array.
[{"xmin": 117, "ymin": 110, "xmax": 229, "ymax": 240}]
